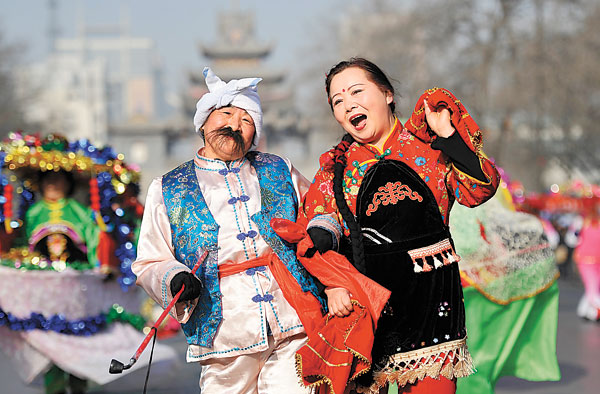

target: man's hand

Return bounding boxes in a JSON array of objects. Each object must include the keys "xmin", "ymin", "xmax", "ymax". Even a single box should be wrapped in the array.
[
  {"xmin": 170, "ymin": 272, "xmax": 203, "ymax": 301},
  {"xmin": 305, "ymin": 227, "xmax": 334, "ymax": 258},
  {"xmin": 324, "ymin": 287, "xmax": 353, "ymax": 317}
]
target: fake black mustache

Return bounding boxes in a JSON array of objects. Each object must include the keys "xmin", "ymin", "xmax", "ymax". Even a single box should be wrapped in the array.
[{"xmin": 207, "ymin": 126, "xmax": 246, "ymax": 155}]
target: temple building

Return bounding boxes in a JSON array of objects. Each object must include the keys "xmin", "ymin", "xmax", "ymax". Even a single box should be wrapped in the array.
[{"xmin": 175, "ymin": 5, "xmax": 310, "ymax": 165}]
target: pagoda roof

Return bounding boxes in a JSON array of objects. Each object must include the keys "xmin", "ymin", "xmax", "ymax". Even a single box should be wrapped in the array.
[
  {"xmin": 200, "ymin": 42, "xmax": 273, "ymax": 59},
  {"xmin": 189, "ymin": 65, "xmax": 285, "ymax": 85}
]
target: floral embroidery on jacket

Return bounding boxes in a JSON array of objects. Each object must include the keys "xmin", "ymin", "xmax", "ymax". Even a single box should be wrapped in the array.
[{"xmin": 302, "ymin": 119, "xmax": 500, "ymax": 235}]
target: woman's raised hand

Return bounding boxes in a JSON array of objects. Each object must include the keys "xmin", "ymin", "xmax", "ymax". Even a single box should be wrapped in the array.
[
  {"xmin": 324, "ymin": 287, "xmax": 354, "ymax": 317},
  {"xmin": 424, "ymin": 99, "xmax": 455, "ymax": 138}
]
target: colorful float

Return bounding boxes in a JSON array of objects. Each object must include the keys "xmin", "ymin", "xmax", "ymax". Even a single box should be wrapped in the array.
[{"xmin": 0, "ymin": 133, "xmax": 175, "ymax": 393}]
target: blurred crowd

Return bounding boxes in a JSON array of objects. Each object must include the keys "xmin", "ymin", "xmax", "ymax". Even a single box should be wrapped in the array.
[{"xmin": 511, "ymin": 179, "xmax": 600, "ymax": 321}]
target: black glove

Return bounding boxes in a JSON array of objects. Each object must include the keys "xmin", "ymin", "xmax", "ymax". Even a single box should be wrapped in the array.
[
  {"xmin": 170, "ymin": 272, "xmax": 203, "ymax": 301},
  {"xmin": 305, "ymin": 227, "xmax": 334, "ymax": 258}
]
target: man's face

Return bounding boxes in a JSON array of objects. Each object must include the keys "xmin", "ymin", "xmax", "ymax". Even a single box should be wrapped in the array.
[{"xmin": 202, "ymin": 106, "xmax": 256, "ymax": 161}]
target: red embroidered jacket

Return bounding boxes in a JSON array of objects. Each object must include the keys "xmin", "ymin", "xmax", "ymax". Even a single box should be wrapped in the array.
[{"xmin": 302, "ymin": 88, "xmax": 500, "ymax": 235}]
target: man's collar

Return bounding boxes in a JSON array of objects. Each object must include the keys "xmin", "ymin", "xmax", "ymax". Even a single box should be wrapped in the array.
[{"xmin": 194, "ymin": 148, "xmax": 247, "ymax": 170}]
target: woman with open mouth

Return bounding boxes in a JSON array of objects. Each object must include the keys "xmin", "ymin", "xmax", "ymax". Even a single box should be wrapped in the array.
[{"xmin": 301, "ymin": 58, "xmax": 500, "ymax": 394}]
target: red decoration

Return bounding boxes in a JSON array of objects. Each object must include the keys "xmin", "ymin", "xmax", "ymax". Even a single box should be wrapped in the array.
[
  {"xmin": 89, "ymin": 177, "xmax": 101, "ymax": 211},
  {"xmin": 366, "ymin": 181, "xmax": 423, "ymax": 216},
  {"xmin": 4, "ymin": 184, "xmax": 13, "ymax": 219},
  {"xmin": 89, "ymin": 176, "xmax": 107, "ymax": 231},
  {"xmin": 478, "ymin": 219, "xmax": 490, "ymax": 244}
]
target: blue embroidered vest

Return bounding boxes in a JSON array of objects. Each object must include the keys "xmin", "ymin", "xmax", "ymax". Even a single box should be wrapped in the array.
[{"xmin": 162, "ymin": 152, "xmax": 324, "ymax": 347}]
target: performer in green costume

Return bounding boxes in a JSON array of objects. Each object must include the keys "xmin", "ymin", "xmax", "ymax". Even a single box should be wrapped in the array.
[
  {"xmin": 26, "ymin": 170, "xmax": 99, "ymax": 393},
  {"xmin": 0, "ymin": 133, "xmax": 168, "ymax": 394},
  {"xmin": 450, "ymin": 184, "xmax": 561, "ymax": 394},
  {"xmin": 25, "ymin": 170, "xmax": 99, "ymax": 267}
]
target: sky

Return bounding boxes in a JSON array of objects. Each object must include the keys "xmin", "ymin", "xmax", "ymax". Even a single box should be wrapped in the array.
[{"xmin": 0, "ymin": 0, "xmax": 369, "ymax": 98}]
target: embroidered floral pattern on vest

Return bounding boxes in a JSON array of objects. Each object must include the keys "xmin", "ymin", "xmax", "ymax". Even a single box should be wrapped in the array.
[
  {"xmin": 366, "ymin": 181, "xmax": 423, "ymax": 217},
  {"xmin": 162, "ymin": 160, "xmax": 222, "ymax": 347}
]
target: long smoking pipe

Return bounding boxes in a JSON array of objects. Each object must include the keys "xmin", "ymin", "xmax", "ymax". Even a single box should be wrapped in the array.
[{"xmin": 109, "ymin": 251, "xmax": 208, "ymax": 374}]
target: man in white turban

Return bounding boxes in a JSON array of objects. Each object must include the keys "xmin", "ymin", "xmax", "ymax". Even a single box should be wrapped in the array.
[{"xmin": 132, "ymin": 68, "xmax": 324, "ymax": 393}]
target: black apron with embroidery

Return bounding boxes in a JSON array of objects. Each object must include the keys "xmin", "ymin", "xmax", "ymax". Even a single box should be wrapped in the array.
[{"xmin": 342, "ymin": 159, "xmax": 466, "ymax": 372}]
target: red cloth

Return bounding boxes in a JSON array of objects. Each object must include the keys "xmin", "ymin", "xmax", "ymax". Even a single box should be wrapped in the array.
[
  {"xmin": 405, "ymin": 87, "xmax": 482, "ymax": 153},
  {"xmin": 271, "ymin": 218, "xmax": 391, "ymax": 394},
  {"xmin": 97, "ymin": 231, "xmax": 119, "ymax": 272},
  {"xmin": 398, "ymin": 376, "xmax": 456, "ymax": 394},
  {"xmin": 218, "ymin": 254, "xmax": 270, "ymax": 278}
]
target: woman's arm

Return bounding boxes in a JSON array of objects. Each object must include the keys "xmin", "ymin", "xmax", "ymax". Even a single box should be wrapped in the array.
[
  {"xmin": 431, "ymin": 131, "xmax": 487, "ymax": 182},
  {"xmin": 421, "ymin": 94, "xmax": 501, "ymax": 207},
  {"xmin": 301, "ymin": 162, "xmax": 344, "ymax": 250}
]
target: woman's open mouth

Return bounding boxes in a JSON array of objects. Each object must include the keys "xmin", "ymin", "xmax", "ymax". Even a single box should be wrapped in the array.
[{"xmin": 349, "ymin": 114, "xmax": 367, "ymax": 130}]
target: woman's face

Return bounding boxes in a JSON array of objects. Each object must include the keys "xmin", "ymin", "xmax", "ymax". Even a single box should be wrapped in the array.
[{"xmin": 329, "ymin": 67, "xmax": 394, "ymax": 147}]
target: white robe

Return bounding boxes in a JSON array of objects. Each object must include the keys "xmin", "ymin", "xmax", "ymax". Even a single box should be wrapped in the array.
[{"xmin": 132, "ymin": 149, "xmax": 311, "ymax": 362}]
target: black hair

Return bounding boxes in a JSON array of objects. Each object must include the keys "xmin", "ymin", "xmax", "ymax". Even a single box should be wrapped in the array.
[
  {"xmin": 325, "ymin": 57, "xmax": 396, "ymax": 113},
  {"xmin": 330, "ymin": 134, "xmax": 366, "ymax": 273}
]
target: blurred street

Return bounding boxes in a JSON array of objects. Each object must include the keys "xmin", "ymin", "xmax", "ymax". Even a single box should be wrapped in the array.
[
  {"xmin": 0, "ymin": 275, "xmax": 598, "ymax": 394},
  {"xmin": 495, "ymin": 275, "xmax": 600, "ymax": 394}
]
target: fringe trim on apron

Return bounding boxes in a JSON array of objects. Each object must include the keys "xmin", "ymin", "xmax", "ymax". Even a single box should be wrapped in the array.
[
  {"xmin": 407, "ymin": 238, "xmax": 461, "ymax": 273},
  {"xmin": 356, "ymin": 338, "xmax": 475, "ymax": 393}
]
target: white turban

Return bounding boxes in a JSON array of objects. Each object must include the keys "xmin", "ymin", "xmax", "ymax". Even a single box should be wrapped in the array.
[{"xmin": 193, "ymin": 67, "xmax": 263, "ymax": 150}]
